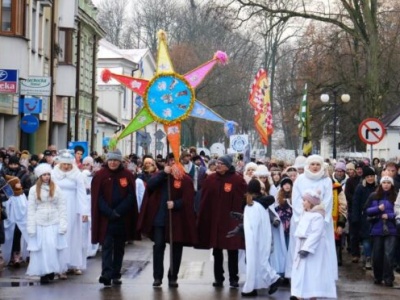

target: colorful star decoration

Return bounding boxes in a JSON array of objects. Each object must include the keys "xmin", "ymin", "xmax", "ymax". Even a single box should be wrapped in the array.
[{"xmin": 101, "ymin": 30, "xmax": 236, "ymax": 178}]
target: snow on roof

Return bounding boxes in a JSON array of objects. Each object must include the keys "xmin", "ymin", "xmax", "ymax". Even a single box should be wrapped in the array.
[{"xmin": 98, "ymin": 39, "xmax": 149, "ymax": 63}]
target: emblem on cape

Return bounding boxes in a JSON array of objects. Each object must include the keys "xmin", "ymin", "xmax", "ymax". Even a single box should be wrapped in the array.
[
  {"xmin": 119, "ymin": 177, "xmax": 128, "ymax": 187},
  {"xmin": 224, "ymin": 183, "xmax": 232, "ymax": 192},
  {"xmin": 173, "ymin": 180, "xmax": 182, "ymax": 189}
]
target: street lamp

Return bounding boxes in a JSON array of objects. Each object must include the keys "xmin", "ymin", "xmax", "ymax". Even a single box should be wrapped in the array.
[{"xmin": 320, "ymin": 91, "xmax": 350, "ymax": 159}]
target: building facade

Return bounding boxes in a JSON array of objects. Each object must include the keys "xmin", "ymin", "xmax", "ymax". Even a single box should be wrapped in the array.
[
  {"xmin": 0, "ymin": 0, "xmax": 104, "ymax": 154},
  {"xmin": 97, "ymin": 39, "xmax": 165, "ymax": 157}
]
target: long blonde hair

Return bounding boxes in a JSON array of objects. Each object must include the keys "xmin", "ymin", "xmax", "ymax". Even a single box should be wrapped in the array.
[{"xmin": 36, "ymin": 177, "xmax": 55, "ymax": 201}]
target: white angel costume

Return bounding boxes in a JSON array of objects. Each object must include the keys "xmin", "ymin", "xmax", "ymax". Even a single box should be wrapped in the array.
[
  {"xmin": 52, "ymin": 163, "xmax": 87, "ymax": 271},
  {"xmin": 291, "ymin": 209, "xmax": 337, "ymax": 299},
  {"xmin": 285, "ymin": 165, "xmax": 337, "ymax": 280},
  {"xmin": 26, "ymin": 180, "xmax": 68, "ymax": 276},
  {"xmin": 242, "ymin": 201, "xmax": 280, "ymax": 294}
]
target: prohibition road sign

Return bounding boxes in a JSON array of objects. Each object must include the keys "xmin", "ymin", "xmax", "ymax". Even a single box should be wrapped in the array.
[{"xmin": 358, "ymin": 118, "xmax": 385, "ymax": 145}]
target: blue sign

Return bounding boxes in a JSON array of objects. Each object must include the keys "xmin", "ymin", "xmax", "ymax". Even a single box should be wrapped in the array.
[
  {"xmin": 19, "ymin": 97, "xmax": 42, "ymax": 114},
  {"xmin": 102, "ymin": 137, "xmax": 111, "ymax": 147},
  {"xmin": 0, "ymin": 69, "xmax": 18, "ymax": 93},
  {"xmin": 20, "ymin": 115, "xmax": 40, "ymax": 133},
  {"xmin": 68, "ymin": 141, "xmax": 88, "ymax": 159}
]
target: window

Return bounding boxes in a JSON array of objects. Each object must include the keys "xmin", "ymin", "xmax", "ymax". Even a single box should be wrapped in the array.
[
  {"xmin": 31, "ymin": 7, "xmax": 36, "ymax": 50},
  {"xmin": 0, "ymin": 0, "xmax": 25, "ymax": 36},
  {"xmin": 58, "ymin": 28, "xmax": 73, "ymax": 64}
]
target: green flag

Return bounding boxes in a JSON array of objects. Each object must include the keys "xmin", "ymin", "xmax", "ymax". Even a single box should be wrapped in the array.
[{"xmin": 299, "ymin": 84, "xmax": 312, "ymax": 155}]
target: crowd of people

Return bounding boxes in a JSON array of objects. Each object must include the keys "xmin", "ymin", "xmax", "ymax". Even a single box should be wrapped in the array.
[{"xmin": 0, "ymin": 144, "xmax": 400, "ymax": 299}]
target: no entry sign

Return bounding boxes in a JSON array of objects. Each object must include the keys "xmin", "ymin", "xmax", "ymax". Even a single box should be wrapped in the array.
[{"xmin": 358, "ymin": 118, "xmax": 385, "ymax": 145}]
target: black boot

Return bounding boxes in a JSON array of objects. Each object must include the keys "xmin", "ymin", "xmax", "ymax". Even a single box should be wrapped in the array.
[{"xmin": 40, "ymin": 275, "xmax": 50, "ymax": 284}]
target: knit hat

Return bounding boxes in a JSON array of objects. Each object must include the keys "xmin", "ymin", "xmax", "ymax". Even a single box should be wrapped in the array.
[
  {"xmin": 82, "ymin": 156, "xmax": 94, "ymax": 166},
  {"xmin": 8, "ymin": 156, "xmax": 20, "ymax": 165},
  {"xmin": 57, "ymin": 150, "xmax": 75, "ymax": 164},
  {"xmin": 306, "ymin": 155, "xmax": 324, "ymax": 166},
  {"xmin": 380, "ymin": 176, "xmax": 394, "ymax": 185},
  {"xmin": 293, "ymin": 155, "xmax": 307, "ymax": 169},
  {"xmin": 346, "ymin": 162, "xmax": 355, "ymax": 171},
  {"xmin": 280, "ymin": 177, "xmax": 293, "ymax": 188},
  {"xmin": 335, "ymin": 162, "xmax": 346, "ymax": 172},
  {"xmin": 362, "ymin": 166, "xmax": 376, "ymax": 178},
  {"xmin": 106, "ymin": 149, "xmax": 122, "ymax": 162},
  {"xmin": 303, "ymin": 189, "xmax": 322, "ymax": 206},
  {"xmin": 254, "ymin": 164, "xmax": 270, "ymax": 177},
  {"xmin": 247, "ymin": 178, "xmax": 262, "ymax": 194},
  {"xmin": 35, "ymin": 163, "xmax": 53, "ymax": 178},
  {"xmin": 217, "ymin": 155, "xmax": 233, "ymax": 168}
]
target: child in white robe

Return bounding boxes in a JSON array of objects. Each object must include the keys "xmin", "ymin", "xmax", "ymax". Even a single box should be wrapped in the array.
[
  {"xmin": 241, "ymin": 179, "xmax": 283, "ymax": 297},
  {"xmin": 291, "ymin": 189, "xmax": 337, "ymax": 299},
  {"xmin": 26, "ymin": 163, "xmax": 68, "ymax": 284}
]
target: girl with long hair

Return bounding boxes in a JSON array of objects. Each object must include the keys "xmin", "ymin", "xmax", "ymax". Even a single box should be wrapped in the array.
[
  {"xmin": 365, "ymin": 175, "xmax": 397, "ymax": 287},
  {"xmin": 26, "ymin": 163, "xmax": 67, "ymax": 284}
]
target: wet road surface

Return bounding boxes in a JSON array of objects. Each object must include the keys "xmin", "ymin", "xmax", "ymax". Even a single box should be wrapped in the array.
[{"xmin": 0, "ymin": 239, "xmax": 399, "ymax": 299}]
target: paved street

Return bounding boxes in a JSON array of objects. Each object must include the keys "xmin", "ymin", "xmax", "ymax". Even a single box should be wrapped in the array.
[{"xmin": 0, "ymin": 239, "xmax": 399, "ymax": 299}]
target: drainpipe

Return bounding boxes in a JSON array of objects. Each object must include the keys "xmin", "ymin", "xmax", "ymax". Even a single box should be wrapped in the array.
[
  {"xmin": 91, "ymin": 34, "xmax": 97, "ymax": 152},
  {"xmin": 74, "ymin": 20, "xmax": 81, "ymax": 140},
  {"xmin": 48, "ymin": 0, "xmax": 55, "ymax": 145}
]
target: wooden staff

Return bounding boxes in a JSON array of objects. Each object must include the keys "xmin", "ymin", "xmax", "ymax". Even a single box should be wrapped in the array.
[{"xmin": 167, "ymin": 173, "xmax": 174, "ymax": 278}]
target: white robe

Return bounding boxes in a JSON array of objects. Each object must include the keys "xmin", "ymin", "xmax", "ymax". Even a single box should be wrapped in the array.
[
  {"xmin": 285, "ymin": 173, "xmax": 338, "ymax": 280},
  {"xmin": 2, "ymin": 194, "xmax": 30, "ymax": 264},
  {"xmin": 268, "ymin": 205, "xmax": 287, "ymax": 275},
  {"xmin": 81, "ymin": 170, "xmax": 99, "ymax": 259},
  {"xmin": 26, "ymin": 184, "xmax": 68, "ymax": 276},
  {"xmin": 242, "ymin": 201, "xmax": 280, "ymax": 293},
  {"xmin": 52, "ymin": 165, "xmax": 87, "ymax": 271},
  {"xmin": 291, "ymin": 211, "xmax": 337, "ymax": 299}
]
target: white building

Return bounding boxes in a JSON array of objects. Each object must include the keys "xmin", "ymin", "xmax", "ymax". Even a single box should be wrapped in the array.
[
  {"xmin": 97, "ymin": 39, "xmax": 164, "ymax": 157},
  {"xmin": 366, "ymin": 108, "xmax": 400, "ymax": 161}
]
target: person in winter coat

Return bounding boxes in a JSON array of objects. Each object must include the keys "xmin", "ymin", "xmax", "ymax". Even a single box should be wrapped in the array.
[
  {"xmin": 275, "ymin": 177, "xmax": 293, "ymax": 248},
  {"xmin": 291, "ymin": 189, "xmax": 337, "ymax": 299},
  {"xmin": 1, "ymin": 156, "xmax": 32, "ymax": 266},
  {"xmin": 198, "ymin": 155, "xmax": 247, "ymax": 288},
  {"xmin": 91, "ymin": 149, "xmax": 138, "ymax": 287},
  {"xmin": 331, "ymin": 181, "xmax": 347, "ymax": 266},
  {"xmin": 351, "ymin": 166, "xmax": 377, "ymax": 270},
  {"xmin": 26, "ymin": 163, "xmax": 67, "ymax": 284},
  {"xmin": 138, "ymin": 153, "xmax": 198, "ymax": 288},
  {"xmin": 365, "ymin": 175, "xmax": 397, "ymax": 287}
]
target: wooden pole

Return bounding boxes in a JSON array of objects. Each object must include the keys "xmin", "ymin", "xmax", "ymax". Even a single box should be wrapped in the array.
[{"xmin": 167, "ymin": 174, "xmax": 173, "ymax": 277}]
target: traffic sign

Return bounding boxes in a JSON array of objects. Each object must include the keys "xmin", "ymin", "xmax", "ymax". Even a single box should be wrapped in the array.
[
  {"xmin": 358, "ymin": 118, "xmax": 385, "ymax": 145},
  {"xmin": 20, "ymin": 115, "xmax": 39, "ymax": 133}
]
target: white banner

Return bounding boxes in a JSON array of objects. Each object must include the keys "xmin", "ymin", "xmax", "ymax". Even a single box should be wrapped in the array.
[
  {"xmin": 229, "ymin": 134, "xmax": 249, "ymax": 153},
  {"xmin": 20, "ymin": 76, "xmax": 52, "ymax": 96}
]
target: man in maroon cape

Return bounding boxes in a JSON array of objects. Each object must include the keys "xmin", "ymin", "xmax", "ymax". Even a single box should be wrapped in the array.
[
  {"xmin": 137, "ymin": 153, "xmax": 198, "ymax": 288},
  {"xmin": 197, "ymin": 154, "xmax": 247, "ymax": 288},
  {"xmin": 91, "ymin": 149, "xmax": 138, "ymax": 287}
]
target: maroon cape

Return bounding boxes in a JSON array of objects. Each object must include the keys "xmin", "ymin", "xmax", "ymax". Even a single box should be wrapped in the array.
[
  {"xmin": 137, "ymin": 171, "xmax": 198, "ymax": 246},
  {"xmin": 91, "ymin": 166, "xmax": 138, "ymax": 244},
  {"xmin": 197, "ymin": 170, "xmax": 246, "ymax": 250}
]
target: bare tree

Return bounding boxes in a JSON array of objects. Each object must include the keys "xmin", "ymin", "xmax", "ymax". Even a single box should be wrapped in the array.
[
  {"xmin": 215, "ymin": 0, "xmax": 389, "ymax": 117},
  {"xmin": 96, "ymin": 0, "xmax": 129, "ymax": 48}
]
